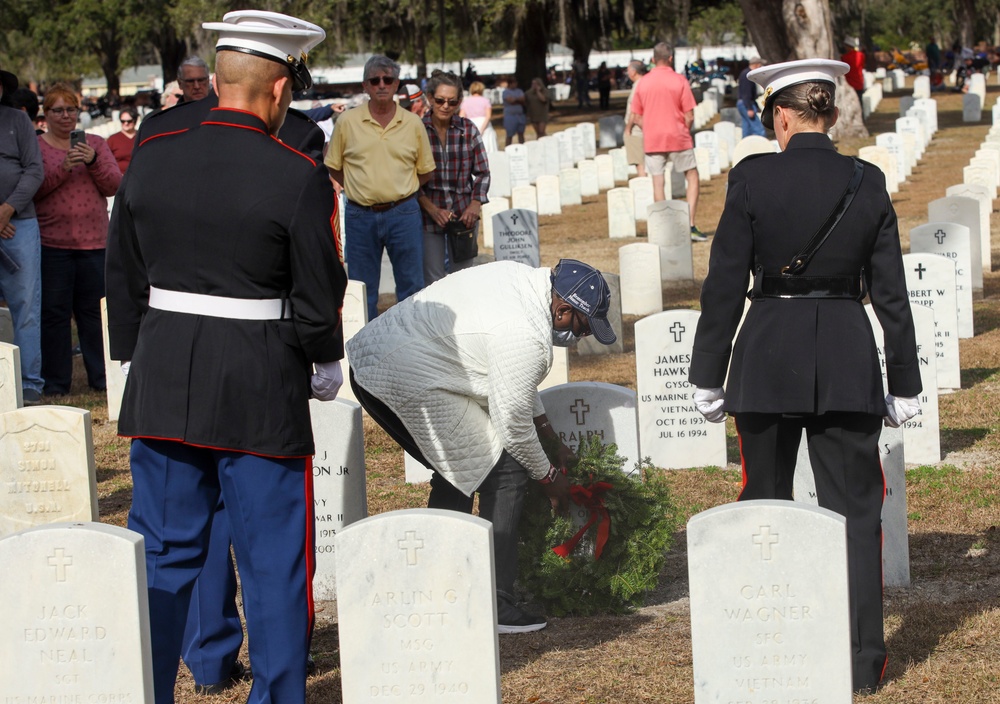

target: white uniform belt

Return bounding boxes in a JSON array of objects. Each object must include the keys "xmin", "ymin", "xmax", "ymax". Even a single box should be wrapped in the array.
[{"xmin": 148, "ymin": 287, "xmax": 286, "ymax": 320}]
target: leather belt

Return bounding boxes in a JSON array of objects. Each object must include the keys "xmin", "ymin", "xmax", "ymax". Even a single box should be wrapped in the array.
[
  {"xmin": 348, "ymin": 193, "xmax": 416, "ymax": 213},
  {"xmin": 753, "ymin": 275, "xmax": 864, "ymax": 300},
  {"xmin": 148, "ymin": 286, "xmax": 289, "ymax": 320}
]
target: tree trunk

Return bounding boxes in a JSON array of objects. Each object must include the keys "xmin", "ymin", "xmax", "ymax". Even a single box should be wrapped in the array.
[
  {"xmin": 156, "ymin": 23, "xmax": 187, "ymax": 85},
  {"xmin": 97, "ymin": 30, "xmax": 122, "ymax": 99},
  {"xmin": 955, "ymin": 0, "xmax": 976, "ymax": 49},
  {"xmin": 737, "ymin": 0, "xmax": 867, "ymax": 139},
  {"xmin": 514, "ymin": 1, "xmax": 548, "ymax": 87}
]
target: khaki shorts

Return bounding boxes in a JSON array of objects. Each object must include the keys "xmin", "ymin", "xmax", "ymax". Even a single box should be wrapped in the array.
[
  {"xmin": 645, "ymin": 149, "xmax": 697, "ymax": 176},
  {"xmin": 624, "ymin": 133, "xmax": 644, "ymax": 165}
]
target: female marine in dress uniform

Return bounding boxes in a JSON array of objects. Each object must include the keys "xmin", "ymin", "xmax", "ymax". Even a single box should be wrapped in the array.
[{"xmin": 688, "ymin": 59, "xmax": 922, "ymax": 693}]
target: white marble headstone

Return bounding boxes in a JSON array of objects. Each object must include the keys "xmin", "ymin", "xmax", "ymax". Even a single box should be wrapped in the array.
[
  {"xmin": 595, "ymin": 154, "xmax": 615, "ymax": 191},
  {"xmin": 963, "ymin": 92, "xmax": 982, "ymax": 122},
  {"xmin": 598, "ymin": 116, "xmax": 623, "ymax": 148},
  {"xmin": 0, "ymin": 522, "xmax": 154, "ymax": 702},
  {"xmin": 510, "ymin": 184, "xmax": 538, "ymax": 213},
  {"xmin": 540, "ymin": 382, "xmax": 640, "ymax": 472},
  {"xmin": 618, "ymin": 243, "xmax": 663, "ymax": 316},
  {"xmin": 909, "ymin": 222, "xmax": 974, "ymax": 338},
  {"xmin": 492, "ymin": 209, "xmax": 540, "ymax": 268},
  {"xmin": 556, "ymin": 130, "xmax": 574, "ymax": 169},
  {"xmin": 505, "ymin": 144, "xmax": 530, "ymax": 188},
  {"xmin": 629, "ymin": 177, "xmax": 654, "ymax": 222},
  {"xmin": 578, "ymin": 159, "xmax": 599, "ymax": 197},
  {"xmin": 580, "ymin": 122, "xmax": 598, "ymax": 158},
  {"xmin": 558, "ymin": 168, "xmax": 582, "ymax": 207},
  {"xmin": 540, "ymin": 136, "xmax": 560, "ymax": 176},
  {"xmin": 927, "ymin": 196, "xmax": 983, "ymax": 292},
  {"xmin": 335, "ymin": 280, "xmax": 368, "ymax": 404},
  {"xmin": 731, "ymin": 136, "xmax": 775, "ymax": 167},
  {"xmin": 538, "ymin": 346, "xmax": 569, "ymax": 391},
  {"xmin": 607, "ymin": 187, "xmax": 636, "ymax": 238},
  {"xmin": 944, "ymin": 182, "xmax": 991, "ymax": 272},
  {"xmin": 635, "ymin": 310, "xmax": 727, "ymax": 469},
  {"xmin": 486, "ymin": 151, "xmax": 510, "ymax": 199},
  {"xmin": 694, "ymin": 131, "xmax": 721, "ymax": 176},
  {"xmin": 335, "ymin": 509, "xmax": 500, "ymax": 703},
  {"xmin": 310, "ymin": 398, "xmax": 368, "ymax": 600},
  {"xmin": 0, "ymin": 342, "xmax": 22, "ymax": 412},
  {"xmin": 480, "ymin": 197, "xmax": 509, "ymax": 250},
  {"xmin": 534, "ymin": 174, "xmax": 561, "ymax": 216},
  {"xmin": 902, "ymin": 253, "xmax": 960, "ymax": 392},
  {"xmin": 693, "ymin": 147, "xmax": 711, "ymax": 182},
  {"xmin": 525, "ymin": 141, "xmax": 544, "ymax": 184},
  {"xmin": 876, "ymin": 132, "xmax": 909, "ymax": 180},
  {"xmin": 858, "ymin": 145, "xmax": 898, "ymax": 193},
  {"xmin": 646, "ymin": 200, "xmax": 694, "ymax": 283},
  {"xmin": 0, "ymin": 407, "xmax": 99, "ymax": 537},
  {"xmin": 912, "ymin": 75, "xmax": 930, "ymax": 99},
  {"xmin": 570, "ymin": 127, "xmax": 586, "ymax": 164},
  {"xmin": 688, "ymin": 501, "xmax": 852, "ymax": 703},
  {"xmin": 609, "ymin": 147, "xmax": 629, "ymax": 183},
  {"xmin": 867, "ymin": 304, "xmax": 941, "ymax": 465}
]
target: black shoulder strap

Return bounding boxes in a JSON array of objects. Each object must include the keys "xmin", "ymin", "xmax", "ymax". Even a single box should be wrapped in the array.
[{"xmin": 781, "ymin": 158, "xmax": 865, "ymax": 275}]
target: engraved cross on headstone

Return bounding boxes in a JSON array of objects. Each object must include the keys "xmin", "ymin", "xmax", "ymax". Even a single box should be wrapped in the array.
[
  {"xmin": 570, "ymin": 399, "xmax": 590, "ymax": 425},
  {"xmin": 511, "ymin": 213, "xmax": 519, "ymax": 225},
  {"xmin": 669, "ymin": 322, "xmax": 686, "ymax": 343},
  {"xmin": 934, "ymin": 229, "xmax": 947, "ymax": 245},
  {"xmin": 914, "ymin": 263, "xmax": 927, "ymax": 280},
  {"xmin": 752, "ymin": 526, "xmax": 779, "ymax": 561},
  {"xmin": 398, "ymin": 531, "xmax": 424, "ymax": 566},
  {"xmin": 47, "ymin": 548, "xmax": 73, "ymax": 582}
]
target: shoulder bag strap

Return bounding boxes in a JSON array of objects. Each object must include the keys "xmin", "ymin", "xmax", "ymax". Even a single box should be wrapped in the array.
[{"xmin": 782, "ymin": 158, "xmax": 865, "ymax": 275}]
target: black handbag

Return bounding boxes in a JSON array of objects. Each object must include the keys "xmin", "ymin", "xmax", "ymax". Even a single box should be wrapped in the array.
[{"xmin": 445, "ymin": 219, "xmax": 479, "ymax": 262}]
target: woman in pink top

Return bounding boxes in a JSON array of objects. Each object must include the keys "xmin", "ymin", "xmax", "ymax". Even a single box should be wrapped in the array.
[
  {"xmin": 33, "ymin": 84, "xmax": 121, "ymax": 396},
  {"xmin": 460, "ymin": 81, "xmax": 498, "ymax": 153}
]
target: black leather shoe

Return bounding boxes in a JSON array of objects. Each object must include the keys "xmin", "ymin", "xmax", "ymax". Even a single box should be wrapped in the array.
[{"xmin": 194, "ymin": 661, "xmax": 251, "ymax": 695}]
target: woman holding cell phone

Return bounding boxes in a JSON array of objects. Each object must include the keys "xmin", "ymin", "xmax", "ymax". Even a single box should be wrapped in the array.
[{"xmin": 34, "ymin": 83, "xmax": 121, "ymax": 396}]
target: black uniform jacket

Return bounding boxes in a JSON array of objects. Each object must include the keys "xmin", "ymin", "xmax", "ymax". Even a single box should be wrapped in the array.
[
  {"xmin": 107, "ymin": 108, "xmax": 347, "ymax": 457},
  {"xmin": 690, "ymin": 132, "xmax": 922, "ymax": 415}
]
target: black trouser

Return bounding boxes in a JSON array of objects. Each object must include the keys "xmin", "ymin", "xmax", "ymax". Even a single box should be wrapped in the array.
[
  {"xmin": 349, "ymin": 369, "xmax": 527, "ymax": 601},
  {"xmin": 734, "ymin": 411, "xmax": 886, "ymax": 692}
]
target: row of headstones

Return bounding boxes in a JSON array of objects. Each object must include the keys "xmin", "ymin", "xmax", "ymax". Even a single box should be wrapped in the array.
[
  {"xmin": 0, "ymin": 482, "xmax": 871, "ymax": 700},
  {"xmin": 487, "ymin": 122, "xmax": 598, "ymax": 199}
]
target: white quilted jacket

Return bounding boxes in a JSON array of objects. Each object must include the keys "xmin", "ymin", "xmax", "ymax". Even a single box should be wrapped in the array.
[{"xmin": 347, "ymin": 262, "xmax": 553, "ymax": 495}]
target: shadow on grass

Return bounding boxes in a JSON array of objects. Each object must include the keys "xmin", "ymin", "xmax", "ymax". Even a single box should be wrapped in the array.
[
  {"xmin": 882, "ymin": 529, "xmax": 1000, "ymax": 685},
  {"xmin": 973, "ymin": 304, "xmax": 1000, "ymax": 335},
  {"xmin": 959, "ymin": 366, "xmax": 999, "ymax": 388},
  {"xmin": 940, "ymin": 426, "xmax": 992, "ymax": 454}
]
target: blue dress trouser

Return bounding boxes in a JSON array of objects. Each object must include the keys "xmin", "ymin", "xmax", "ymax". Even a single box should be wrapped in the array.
[
  {"xmin": 128, "ymin": 438, "xmax": 313, "ymax": 704},
  {"xmin": 180, "ymin": 497, "xmax": 244, "ymax": 686}
]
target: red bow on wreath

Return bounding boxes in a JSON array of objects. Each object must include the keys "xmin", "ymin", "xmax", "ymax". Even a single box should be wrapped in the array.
[{"xmin": 552, "ymin": 481, "xmax": 613, "ymax": 560}]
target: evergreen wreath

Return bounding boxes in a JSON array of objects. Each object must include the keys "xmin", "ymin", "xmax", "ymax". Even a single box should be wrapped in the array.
[{"xmin": 517, "ymin": 437, "xmax": 678, "ymax": 616}]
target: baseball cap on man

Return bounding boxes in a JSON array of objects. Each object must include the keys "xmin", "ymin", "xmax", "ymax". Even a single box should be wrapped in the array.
[
  {"xmin": 551, "ymin": 259, "xmax": 616, "ymax": 345},
  {"xmin": 203, "ymin": 10, "xmax": 326, "ymax": 92},
  {"xmin": 399, "ymin": 84, "xmax": 423, "ymax": 108}
]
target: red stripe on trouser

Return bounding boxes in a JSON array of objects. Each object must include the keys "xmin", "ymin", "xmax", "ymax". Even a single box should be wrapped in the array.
[
  {"xmin": 304, "ymin": 456, "xmax": 316, "ymax": 645},
  {"xmin": 735, "ymin": 422, "xmax": 749, "ymax": 500}
]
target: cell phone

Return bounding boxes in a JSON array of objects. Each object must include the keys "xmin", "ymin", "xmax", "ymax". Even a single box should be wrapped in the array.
[{"xmin": 69, "ymin": 130, "xmax": 86, "ymax": 149}]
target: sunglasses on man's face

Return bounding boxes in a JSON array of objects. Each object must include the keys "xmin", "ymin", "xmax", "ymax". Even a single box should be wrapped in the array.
[
  {"xmin": 120, "ymin": 119, "xmax": 135, "ymax": 125},
  {"xmin": 434, "ymin": 97, "xmax": 460, "ymax": 107},
  {"xmin": 367, "ymin": 76, "xmax": 396, "ymax": 86}
]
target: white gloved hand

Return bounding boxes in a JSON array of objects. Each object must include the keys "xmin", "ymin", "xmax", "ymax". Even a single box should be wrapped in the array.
[
  {"xmin": 120, "ymin": 361, "xmax": 131, "ymax": 378},
  {"xmin": 311, "ymin": 361, "xmax": 344, "ymax": 402},
  {"xmin": 884, "ymin": 394, "xmax": 920, "ymax": 428},
  {"xmin": 693, "ymin": 387, "xmax": 727, "ymax": 423}
]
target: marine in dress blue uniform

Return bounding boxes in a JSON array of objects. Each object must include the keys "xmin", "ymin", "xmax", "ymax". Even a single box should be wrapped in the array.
[
  {"xmin": 132, "ymin": 52, "xmax": 331, "ymax": 696},
  {"xmin": 106, "ymin": 12, "xmax": 346, "ymax": 704},
  {"xmin": 688, "ymin": 59, "xmax": 922, "ymax": 694}
]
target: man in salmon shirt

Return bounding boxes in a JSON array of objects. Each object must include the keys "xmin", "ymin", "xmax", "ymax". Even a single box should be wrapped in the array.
[{"xmin": 630, "ymin": 42, "xmax": 705, "ymax": 242}]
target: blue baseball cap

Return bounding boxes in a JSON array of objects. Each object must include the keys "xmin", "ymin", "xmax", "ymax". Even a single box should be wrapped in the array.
[{"xmin": 551, "ymin": 259, "xmax": 616, "ymax": 345}]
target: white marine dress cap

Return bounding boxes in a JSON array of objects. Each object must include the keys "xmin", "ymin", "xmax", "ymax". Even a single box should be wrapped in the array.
[
  {"xmin": 748, "ymin": 58, "xmax": 849, "ymax": 129},
  {"xmin": 203, "ymin": 10, "xmax": 326, "ymax": 92}
]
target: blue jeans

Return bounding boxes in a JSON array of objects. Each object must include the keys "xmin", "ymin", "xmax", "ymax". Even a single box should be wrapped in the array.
[
  {"xmin": 40, "ymin": 247, "xmax": 106, "ymax": 394},
  {"xmin": 737, "ymin": 99, "xmax": 766, "ymax": 138},
  {"xmin": 345, "ymin": 198, "xmax": 424, "ymax": 321},
  {"xmin": 0, "ymin": 218, "xmax": 43, "ymax": 394}
]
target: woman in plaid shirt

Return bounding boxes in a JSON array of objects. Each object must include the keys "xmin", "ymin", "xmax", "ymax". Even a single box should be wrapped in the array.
[{"xmin": 417, "ymin": 71, "xmax": 491, "ymax": 285}]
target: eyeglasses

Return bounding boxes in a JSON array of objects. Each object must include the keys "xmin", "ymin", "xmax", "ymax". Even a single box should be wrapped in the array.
[
  {"xmin": 366, "ymin": 76, "xmax": 397, "ymax": 86},
  {"xmin": 120, "ymin": 119, "xmax": 135, "ymax": 125},
  {"xmin": 179, "ymin": 76, "xmax": 209, "ymax": 85},
  {"xmin": 47, "ymin": 107, "xmax": 80, "ymax": 117},
  {"xmin": 433, "ymin": 97, "xmax": 460, "ymax": 107}
]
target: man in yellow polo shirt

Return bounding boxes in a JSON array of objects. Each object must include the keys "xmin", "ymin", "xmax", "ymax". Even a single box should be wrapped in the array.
[{"xmin": 326, "ymin": 55, "xmax": 436, "ymax": 320}]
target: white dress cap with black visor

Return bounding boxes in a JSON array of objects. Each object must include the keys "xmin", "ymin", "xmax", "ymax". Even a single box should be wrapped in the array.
[
  {"xmin": 748, "ymin": 58, "xmax": 849, "ymax": 130},
  {"xmin": 203, "ymin": 10, "xmax": 326, "ymax": 93},
  {"xmin": 551, "ymin": 259, "xmax": 617, "ymax": 345}
]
